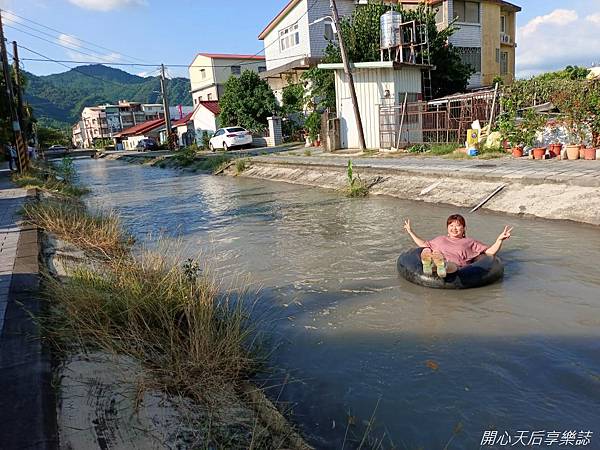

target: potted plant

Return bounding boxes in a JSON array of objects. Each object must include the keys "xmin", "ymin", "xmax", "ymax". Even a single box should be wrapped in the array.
[
  {"xmin": 498, "ymin": 105, "xmax": 545, "ymax": 158},
  {"xmin": 304, "ymin": 111, "xmax": 322, "ymax": 147},
  {"xmin": 551, "ymin": 80, "xmax": 588, "ymax": 160}
]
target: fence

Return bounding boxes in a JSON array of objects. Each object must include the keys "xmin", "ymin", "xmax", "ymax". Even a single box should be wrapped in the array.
[{"xmin": 379, "ymin": 90, "xmax": 499, "ymax": 149}]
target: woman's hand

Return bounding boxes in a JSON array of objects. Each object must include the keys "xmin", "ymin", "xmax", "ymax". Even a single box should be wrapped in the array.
[
  {"xmin": 497, "ymin": 225, "xmax": 513, "ymax": 241},
  {"xmin": 404, "ymin": 219, "xmax": 412, "ymax": 234}
]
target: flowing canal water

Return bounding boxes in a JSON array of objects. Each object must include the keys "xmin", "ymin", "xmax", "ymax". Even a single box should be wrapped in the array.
[{"xmin": 77, "ymin": 159, "xmax": 600, "ymax": 449}]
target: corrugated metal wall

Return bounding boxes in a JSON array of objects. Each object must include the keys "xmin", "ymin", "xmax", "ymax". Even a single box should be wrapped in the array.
[{"xmin": 335, "ymin": 67, "xmax": 422, "ymax": 149}]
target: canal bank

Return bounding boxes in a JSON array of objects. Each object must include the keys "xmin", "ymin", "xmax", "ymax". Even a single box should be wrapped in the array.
[
  {"xmin": 13, "ymin": 161, "xmax": 311, "ymax": 450},
  {"xmin": 232, "ymin": 154, "xmax": 600, "ymax": 226}
]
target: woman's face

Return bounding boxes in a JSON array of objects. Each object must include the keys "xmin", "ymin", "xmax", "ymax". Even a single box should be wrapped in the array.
[{"xmin": 447, "ymin": 220, "xmax": 465, "ymax": 239}]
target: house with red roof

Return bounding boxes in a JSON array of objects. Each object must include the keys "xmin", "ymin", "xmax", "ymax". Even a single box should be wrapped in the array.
[
  {"xmin": 188, "ymin": 53, "xmax": 266, "ymax": 106},
  {"xmin": 172, "ymin": 100, "xmax": 221, "ymax": 148}
]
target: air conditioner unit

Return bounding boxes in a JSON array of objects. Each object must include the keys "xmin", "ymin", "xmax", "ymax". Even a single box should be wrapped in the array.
[{"xmin": 500, "ymin": 33, "xmax": 511, "ymax": 44}]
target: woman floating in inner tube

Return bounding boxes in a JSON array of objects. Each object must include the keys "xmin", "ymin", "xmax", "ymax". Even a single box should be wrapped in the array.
[{"xmin": 403, "ymin": 214, "xmax": 513, "ymax": 278}]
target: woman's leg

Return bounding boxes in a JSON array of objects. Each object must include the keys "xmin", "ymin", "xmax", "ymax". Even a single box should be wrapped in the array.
[
  {"xmin": 432, "ymin": 251, "xmax": 447, "ymax": 278},
  {"xmin": 420, "ymin": 248, "xmax": 433, "ymax": 276}
]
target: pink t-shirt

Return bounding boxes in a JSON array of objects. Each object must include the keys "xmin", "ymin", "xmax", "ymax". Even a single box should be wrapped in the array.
[{"xmin": 425, "ymin": 236, "xmax": 489, "ymax": 267}]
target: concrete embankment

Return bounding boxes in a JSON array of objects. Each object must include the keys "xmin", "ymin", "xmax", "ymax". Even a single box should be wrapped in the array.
[{"xmin": 235, "ymin": 157, "xmax": 600, "ymax": 226}]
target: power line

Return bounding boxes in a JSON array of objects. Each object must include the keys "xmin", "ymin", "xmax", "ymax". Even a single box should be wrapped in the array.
[
  {"xmin": 1, "ymin": 8, "xmax": 151, "ymax": 64},
  {"xmin": 4, "ymin": 0, "xmax": 322, "ymax": 72},
  {"xmin": 17, "ymin": 44, "xmax": 140, "ymax": 89},
  {"xmin": 4, "ymin": 23, "xmax": 147, "ymax": 66},
  {"xmin": 20, "ymin": 51, "xmax": 312, "ymax": 69}
]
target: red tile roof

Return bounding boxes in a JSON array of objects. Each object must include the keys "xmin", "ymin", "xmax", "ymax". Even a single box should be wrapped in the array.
[
  {"xmin": 199, "ymin": 100, "xmax": 220, "ymax": 116},
  {"xmin": 171, "ymin": 111, "xmax": 194, "ymax": 127},
  {"xmin": 114, "ymin": 118, "xmax": 164, "ymax": 138}
]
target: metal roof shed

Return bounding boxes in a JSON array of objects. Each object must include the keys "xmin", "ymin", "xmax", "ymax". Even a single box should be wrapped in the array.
[{"xmin": 318, "ymin": 61, "xmax": 426, "ymax": 149}]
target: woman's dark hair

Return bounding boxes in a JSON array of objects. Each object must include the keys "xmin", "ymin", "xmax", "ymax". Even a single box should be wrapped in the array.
[{"xmin": 447, "ymin": 214, "xmax": 466, "ymax": 237}]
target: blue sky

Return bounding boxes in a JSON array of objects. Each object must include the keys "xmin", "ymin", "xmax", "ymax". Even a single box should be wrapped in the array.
[{"xmin": 1, "ymin": 0, "xmax": 600, "ymax": 79}]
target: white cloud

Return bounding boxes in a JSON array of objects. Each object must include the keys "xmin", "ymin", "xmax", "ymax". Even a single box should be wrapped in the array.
[
  {"xmin": 517, "ymin": 9, "xmax": 600, "ymax": 78},
  {"xmin": 586, "ymin": 13, "xmax": 600, "ymax": 24},
  {"xmin": 136, "ymin": 71, "xmax": 149, "ymax": 77},
  {"xmin": 67, "ymin": 0, "xmax": 147, "ymax": 12},
  {"xmin": 57, "ymin": 33, "xmax": 122, "ymax": 63},
  {"xmin": 57, "ymin": 33, "xmax": 82, "ymax": 49},
  {"xmin": 1, "ymin": 9, "xmax": 23, "ymax": 25},
  {"xmin": 519, "ymin": 9, "xmax": 578, "ymax": 36}
]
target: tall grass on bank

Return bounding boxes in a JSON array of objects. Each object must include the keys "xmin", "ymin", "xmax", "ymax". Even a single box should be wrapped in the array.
[
  {"xmin": 44, "ymin": 248, "xmax": 262, "ymax": 408},
  {"xmin": 12, "ymin": 159, "xmax": 90, "ymax": 197},
  {"xmin": 23, "ymin": 198, "xmax": 131, "ymax": 258}
]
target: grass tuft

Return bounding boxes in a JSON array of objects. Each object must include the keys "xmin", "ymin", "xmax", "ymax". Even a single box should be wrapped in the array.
[
  {"xmin": 23, "ymin": 198, "xmax": 131, "ymax": 258},
  {"xmin": 44, "ymin": 246, "xmax": 262, "ymax": 409},
  {"xmin": 12, "ymin": 161, "xmax": 90, "ymax": 197}
]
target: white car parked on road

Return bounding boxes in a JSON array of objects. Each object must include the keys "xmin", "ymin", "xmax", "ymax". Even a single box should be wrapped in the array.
[{"xmin": 209, "ymin": 127, "xmax": 252, "ymax": 151}]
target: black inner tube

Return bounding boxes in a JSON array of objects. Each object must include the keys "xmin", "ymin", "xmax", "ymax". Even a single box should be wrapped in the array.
[{"xmin": 397, "ymin": 247, "xmax": 504, "ymax": 289}]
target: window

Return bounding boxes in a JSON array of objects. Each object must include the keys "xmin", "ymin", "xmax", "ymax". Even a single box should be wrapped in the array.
[
  {"xmin": 199, "ymin": 95, "xmax": 203, "ymax": 101},
  {"xmin": 231, "ymin": 65, "xmax": 241, "ymax": 75},
  {"xmin": 200, "ymin": 69, "xmax": 206, "ymax": 79},
  {"xmin": 456, "ymin": 47, "xmax": 481, "ymax": 72},
  {"xmin": 279, "ymin": 23, "xmax": 300, "ymax": 51},
  {"xmin": 194, "ymin": 98, "xmax": 198, "ymax": 105},
  {"xmin": 500, "ymin": 51, "xmax": 508, "ymax": 75},
  {"xmin": 324, "ymin": 19, "xmax": 335, "ymax": 41},
  {"xmin": 207, "ymin": 93, "xmax": 213, "ymax": 100},
  {"xmin": 258, "ymin": 66, "xmax": 266, "ymax": 73},
  {"xmin": 495, "ymin": 48, "xmax": 500, "ymax": 63},
  {"xmin": 454, "ymin": 1, "xmax": 479, "ymax": 23},
  {"xmin": 500, "ymin": 15, "xmax": 506, "ymax": 33}
]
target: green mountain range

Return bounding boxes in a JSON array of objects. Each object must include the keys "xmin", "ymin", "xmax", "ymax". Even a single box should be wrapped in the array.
[{"xmin": 23, "ymin": 64, "xmax": 192, "ymax": 128}]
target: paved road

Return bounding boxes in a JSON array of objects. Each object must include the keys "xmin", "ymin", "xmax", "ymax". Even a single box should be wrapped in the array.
[
  {"xmin": 252, "ymin": 152, "xmax": 600, "ymax": 187},
  {"xmin": 0, "ymin": 168, "xmax": 27, "ymax": 332}
]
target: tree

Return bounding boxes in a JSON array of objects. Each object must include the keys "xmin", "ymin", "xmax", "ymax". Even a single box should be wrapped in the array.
[
  {"xmin": 304, "ymin": 3, "xmax": 473, "ymax": 109},
  {"xmin": 281, "ymin": 79, "xmax": 305, "ymax": 114},
  {"xmin": 218, "ymin": 70, "xmax": 279, "ymax": 133},
  {"xmin": 37, "ymin": 125, "xmax": 69, "ymax": 148}
]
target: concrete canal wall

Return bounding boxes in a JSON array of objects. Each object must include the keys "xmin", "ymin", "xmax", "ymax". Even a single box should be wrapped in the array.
[{"xmin": 236, "ymin": 160, "xmax": 600, "ymax": 226}]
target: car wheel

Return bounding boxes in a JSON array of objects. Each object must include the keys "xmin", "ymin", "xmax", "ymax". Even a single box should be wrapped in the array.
[
  {"xmin": 223, "ymin": 142, "xmax": 229, "ymax": 151},
  {"xmin": 209, "ymin": 142, "xmax": 215, "ymax": 152}
]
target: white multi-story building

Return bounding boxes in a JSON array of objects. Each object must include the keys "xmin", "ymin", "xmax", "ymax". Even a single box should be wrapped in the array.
[
  {"xmin": 188, "ymin": 53, "xmax": 266, "ymax": 106},
  {"xmin": 258, "ymin": 0, "xmax": 357, "ymax": 100},
  {"xmin": 258, "ymin": 0, "xmax": 520, "ymax": 97},
  {"xmin": 74, "ymin": 101, "xmax": 193, "ymax": 148}
]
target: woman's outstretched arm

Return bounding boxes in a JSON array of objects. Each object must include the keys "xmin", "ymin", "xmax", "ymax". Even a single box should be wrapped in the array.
[
  {"xmin": 485, "ymin": 225, "xmax": 513, "ymax": 256},
  {"xmin": 404, "ymin": 219, "xmax": 429, "ymax": 248}
]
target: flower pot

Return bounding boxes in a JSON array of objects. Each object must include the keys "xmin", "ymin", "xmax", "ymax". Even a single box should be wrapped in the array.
[
  {"xmin": 532, "ymin": 147, "xmax": 546, "ymax": 160},
  {"xmin": 583, "ymin": 147, "xmax": 596, "ymax": 160},
  {"xmin": 512, "ymin": 147, "xmax": 523, "ymax": 158},
  {"xmin": 579, "ymin": 145, "xmax": 586, "ymax": 159},
  {"xmin": 549, "ymin": 143, "xmax": 562, "ymax": 158},
  {"xmin": 565, "ymin": 144, "xmax": 580, "ymax": 160}
]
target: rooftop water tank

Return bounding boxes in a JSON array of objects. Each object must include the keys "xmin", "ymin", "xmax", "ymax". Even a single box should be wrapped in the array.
[{"xmin": 380, "ymin": 10, "xmax": 402, "ymax": 50}]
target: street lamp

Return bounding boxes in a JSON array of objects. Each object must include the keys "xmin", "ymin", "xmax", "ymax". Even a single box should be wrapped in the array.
[{"xmin": 308, "ymin": 15, "xmax": 337, "ymax": 35}]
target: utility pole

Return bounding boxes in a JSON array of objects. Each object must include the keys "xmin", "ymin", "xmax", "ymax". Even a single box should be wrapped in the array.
[
  {"xmin": 12, "ymin": 41, "xmax": 28, "ymax": 146},
  {"xmin": 160, "ymin": 64, "xmax": 172, "ymax": 149},
  {"xmin": 0, "ymin": 11, "xmax": 28, "ymax": 171},
  {"xmin": 330, "ymin": 0, "xmax": 366, "ymax": 150}
]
